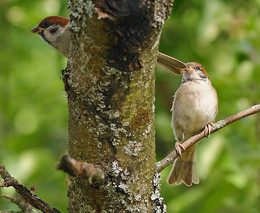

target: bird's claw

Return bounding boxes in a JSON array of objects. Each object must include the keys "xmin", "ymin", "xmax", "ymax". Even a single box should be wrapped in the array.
[
  {"xmin": 175, "ymin": 142, "xmax": 185, "ymax": 157},
  {"xmin": 204, "ymin": 123, "xmax": 214, "ymax": 137}
]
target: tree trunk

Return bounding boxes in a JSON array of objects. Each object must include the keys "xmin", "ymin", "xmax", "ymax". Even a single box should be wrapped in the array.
[{"xmin": 65, "ymin": 0, "xmax": 173, "ymax": 212}]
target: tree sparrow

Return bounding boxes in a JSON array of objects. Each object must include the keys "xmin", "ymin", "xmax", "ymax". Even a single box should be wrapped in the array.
[
  {"xmin": 31, "ymin": 16, "xmax": 70, "ymax": 58},
  {"xmin": 31, "ymin": 16, "xmax": 185, "ymax": 75},
  {"xmin": 158, "ymin": 53, "xmax": 218, "ymax": 186}
]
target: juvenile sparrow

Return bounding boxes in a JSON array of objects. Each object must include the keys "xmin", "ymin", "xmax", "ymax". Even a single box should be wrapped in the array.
[
  {"xmin": 31, "ymin": 16, "xmax": 185, "ymax": 74},
  {"xmin": 158, "ymin": 53, "xmax": 218, "ymax": 186}
]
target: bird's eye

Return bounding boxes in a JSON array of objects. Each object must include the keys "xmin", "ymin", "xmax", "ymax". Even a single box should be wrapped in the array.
[
  {"xmin": 42, "ymin": 20, "xmax": 51, "ymax": 28},
  {"xmin": 50, "ymin": 28, "xmax": 59, "ymax": 34},
  {"xmin": 195, "ymin": 66, "xmax": 201, "ymax": 70}
]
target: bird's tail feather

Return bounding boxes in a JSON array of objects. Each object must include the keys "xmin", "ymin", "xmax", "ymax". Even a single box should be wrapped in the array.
[{"xmin": 166, "ymin": 148, "xmax": 199, "ymax": 186}]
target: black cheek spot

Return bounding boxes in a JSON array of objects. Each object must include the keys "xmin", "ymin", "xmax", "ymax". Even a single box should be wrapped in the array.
[
  {"xmin": 199, "ymin": 73, "xmax": 207, "ymax": 79},
  {"xmin": 50, "ymin": 28, "xmax": 58, "ymax": 34}
]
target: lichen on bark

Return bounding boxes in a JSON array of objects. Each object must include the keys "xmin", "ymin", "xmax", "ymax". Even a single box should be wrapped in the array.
[{"xmin": 66, "ymin": 0, "xmax": 173, "ymax": 212}]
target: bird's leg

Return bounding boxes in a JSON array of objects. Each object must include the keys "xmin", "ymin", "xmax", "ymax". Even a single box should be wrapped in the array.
[{"xmin": 175, "ymin": 142, "xmax": 185, "ymax": 157}]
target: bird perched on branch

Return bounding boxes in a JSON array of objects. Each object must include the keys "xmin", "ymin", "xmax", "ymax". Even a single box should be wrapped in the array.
[
  {"xmin": 30, "ymin": 16, "xmax": 186, "ymax": 73},
  {"xmin": 158, "ymin": 53, "xmax": 218, "ymax": 186}
]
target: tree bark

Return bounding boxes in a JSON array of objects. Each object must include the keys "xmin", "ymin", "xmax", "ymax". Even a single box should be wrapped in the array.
[{"xmin": 65, "ymin": 0, "xmax": 173, "ymax": 212}]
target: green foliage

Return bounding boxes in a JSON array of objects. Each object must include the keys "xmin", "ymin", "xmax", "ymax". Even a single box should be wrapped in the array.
[{"xmin": 0, "ymin": 0, "xmax": 259, "ymax": 212}]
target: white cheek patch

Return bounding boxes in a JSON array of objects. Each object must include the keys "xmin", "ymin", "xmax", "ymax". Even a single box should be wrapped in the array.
[
  {"xmin": 42, "ymin": 27, "xmax": 61, "ymax": 49},
  {"xmin": 45, "ymin": 30, "xmax": 57, "ymax": 43},
  {"xmin": 40, "ymin": 32, "xmax": 52, "ymax": 46}
]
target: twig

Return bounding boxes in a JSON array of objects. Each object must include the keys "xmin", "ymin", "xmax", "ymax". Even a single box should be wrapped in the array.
[
  {"xmin": 156, "ymin": 104, "xmax": 260, "ymax": 173},
  {"xmin": 56, "ymin": 154, "xmax": 105, "ymax": 186},
  {"xmin": 0, "ymin": 163, "xmax": 60, "ymax": 213}
]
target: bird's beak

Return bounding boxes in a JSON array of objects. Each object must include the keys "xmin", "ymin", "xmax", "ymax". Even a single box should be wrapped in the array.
[
  {"xmin": 184, "ymin": 64, "xmax": 191, "ymax": 72},
  {"xmin": 31, "ymin": 26, "xmax": 44, "ymax": 34}
]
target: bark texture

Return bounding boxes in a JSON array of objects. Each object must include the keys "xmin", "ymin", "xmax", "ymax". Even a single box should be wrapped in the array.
[{"xmin": 65, "ymin": 0, "xmax": 173, "ymax": 212}]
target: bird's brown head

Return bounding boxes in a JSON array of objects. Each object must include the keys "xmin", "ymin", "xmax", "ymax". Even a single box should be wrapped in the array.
[
  {"xmin": 31, "ymin": 16, "xmax": 69, "ymax": 34},
  {"xmin": 182, "ymin": 62, "xmax": 210, "ymax": 83}
]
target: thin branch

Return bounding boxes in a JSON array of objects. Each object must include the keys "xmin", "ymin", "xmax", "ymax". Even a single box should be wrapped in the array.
[
  {"xmin": 156, "ymin": 104, "xmax": 260, "ymax": 173},
  {"xmin": 0, "ymin": 163, "xmax": 60, "ymax": 213},
  {"xmin": 1, "ymin": 194, "xmax": 37, "ymax": 213},
  {"xmin": 56, "ymin": 154, "xmax": 105, "ymax": 186}
]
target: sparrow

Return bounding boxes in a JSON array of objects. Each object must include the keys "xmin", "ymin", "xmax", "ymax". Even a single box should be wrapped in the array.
[
  {"xmin": 158, "ymin": 53, "xmax": 218, "ymax": 186},
  {"xmin": 31, "ymin": 16, "xmax": 185, "ymax": 74},
  {"xmin": 31, "ymin": 16, "xmax": 70, "ymax": 58}
]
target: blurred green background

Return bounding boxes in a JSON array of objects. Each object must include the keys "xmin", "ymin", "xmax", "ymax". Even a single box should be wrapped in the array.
[{"xmin": 0, "ymin": 0, "xmax": 259, "ymax": 212}]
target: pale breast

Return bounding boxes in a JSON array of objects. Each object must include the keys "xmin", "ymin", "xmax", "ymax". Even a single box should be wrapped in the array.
[{"xmin": 172, "ymin": 80, "xmax": 218, "ymax": 140}]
